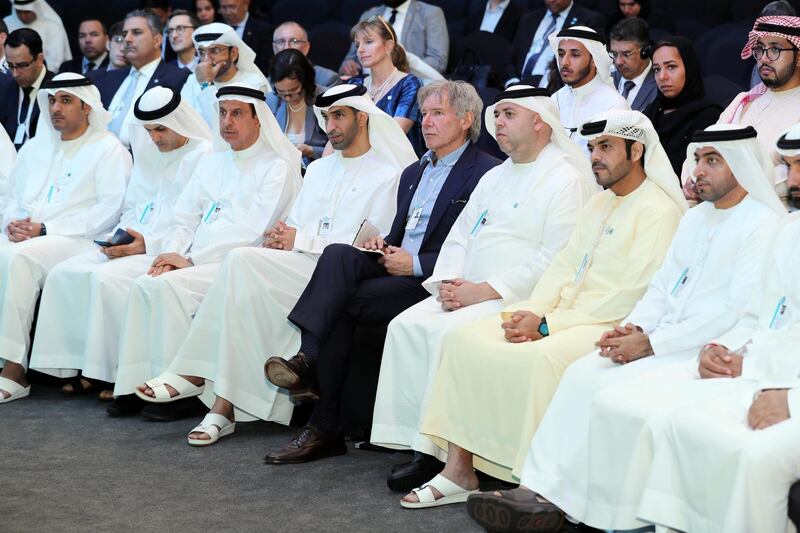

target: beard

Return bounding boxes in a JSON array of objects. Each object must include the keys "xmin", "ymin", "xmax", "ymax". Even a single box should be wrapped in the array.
[
  {"xmin": 760, "ymin": 56, "xmax": 798, "ymax": 88},
  {"xmin": 789, "ymin": 186, "xmax": 800, "ymax": 210}
]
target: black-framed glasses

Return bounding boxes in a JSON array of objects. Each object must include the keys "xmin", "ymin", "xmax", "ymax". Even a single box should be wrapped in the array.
[
  {"xmin": 167, "ymin": 25, "xmax": 196, "ymax": 36},
  {"xmin": 752, "ymin": 45, "xmax": 797, "ymax": 61},
  {"xmin": 272, "ymin": 38, "xmax": 308, "ymax": 47},
  {"xmin": 111, "ymin": 35, "xmax": 124, "ymax": 44},
  {"xmin": 7, "ymin": 59, "xmax": 35, "ymax": 71}
]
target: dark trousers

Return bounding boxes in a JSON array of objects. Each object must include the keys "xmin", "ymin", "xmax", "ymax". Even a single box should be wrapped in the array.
[{"xmin": 287, "ymin": 244, "xmax": 430, "ymax": 431}]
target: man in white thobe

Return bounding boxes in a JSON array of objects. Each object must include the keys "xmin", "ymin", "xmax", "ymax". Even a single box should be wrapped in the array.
[
  {"xmin": 134, "ymin": 84, "xmax": 416, "ymax": 447},
  {"xmin": 684, "ymin": 15, "xmax": 800, "ymax": 206},
  {"xmin": 549, "ymin": 26, "xmax": 629, "ymax": 152},
  {"xmin": 633, "ymin": 124, "xmax": 800, "ymax": 533},
  {"xmin": 464, "ymin": 121, "xmax": 786, "ymax": 532},
  {"xmin": 370, "ymin": 84, "xmax": 599, "ymax": 490},
  {"xmin": 27, "ymin": 86, "xmax": 213, "ymax": 397},
  {"xmin": 3, "ymin": 0, "xmax": 71, "ymax": 71},
  {"xmin": 0, "ymin": 72, "xmax": 130, "ymax": 403},
  {"xmin": 181, "ymin": 23, "xmax": 270, "ymax": 129},
  {"xmin": 107, "ymin": 84, "xmax": 303, "ymax": 415}
]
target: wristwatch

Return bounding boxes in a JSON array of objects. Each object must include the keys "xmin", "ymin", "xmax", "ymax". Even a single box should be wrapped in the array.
[
  {"xmin": 39, "ymin": 223, "xmax": 47, "ymax": 236},
  {"xmin": 537, "ymin": 316, "xmax": 549, "ymax": 337}
]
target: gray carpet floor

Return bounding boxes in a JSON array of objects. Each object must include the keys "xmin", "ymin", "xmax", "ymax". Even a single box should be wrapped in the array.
[{"xmin": 0, "ymin": 384, "xmax": 483, "ymax": 533}]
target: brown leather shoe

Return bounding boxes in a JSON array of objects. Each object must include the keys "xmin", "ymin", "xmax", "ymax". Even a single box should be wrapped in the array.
[
  {"xmin": 263, "ymin": 424, "xmax": 347, "ymax": 464},
  {"xmin": 264, "ymin": 352, "xmax": 315, "ymax": 389}
]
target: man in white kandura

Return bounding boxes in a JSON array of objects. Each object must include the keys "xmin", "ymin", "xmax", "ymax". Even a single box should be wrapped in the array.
[
  {"xmin": 371, "ymin": 84, "xmax": 598, "ymax": 492},
  {"xmin": 466, "ymin": 120, "xmax": 786, "ymax": 532},
  {"xmin": 633, "ymin": 123, "xmax": 800, "ymax": 533},
  {"xmin": 549, "ymin": 26, "xmax": 629, "ymax": 152},
  {"xmin": 181, "ymin": 22, "xmax": 269, "ymax": 128},
  {"xmin": 28, "ymin": 86, "xmax": 213, "ymax": 398},
  {"xmin": 133, "ymin": 84, "xmax": 416, "ymax": 447},
  {"xmin": 3, "ymin": 0, "xmax": 71, "ymax": 71},
  {"xmin": 0, "ymin": 72, "xmax": 130, "ymax": 403},
  {"xmin": 107, "ymin": 84, "xmax": 302, "ymax": 415},
  {"xmin": 0, "ymin": 127, "xmax": 15, "ymax": 201}
]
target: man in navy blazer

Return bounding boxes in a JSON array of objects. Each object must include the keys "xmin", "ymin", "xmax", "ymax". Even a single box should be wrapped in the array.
[
  {"xmin": 464, "ymin": 0, "xmax": 526, "ymax": 43},
  {"xmin": 609, "ymin": 17, "xmax": 657, "ymax": 112},
  {"xmin": 262, "ymin": 81, "xmax": 502, "ymax": 464},
  {"xmin": 504, "ymin": 0, "xmax": 606, "ymax": 87},
  {"xmin": 87, "ymin": 9, "xmax": 189, "ymax": 146},
  {"xmin": 220, "ymin": 0, "xmax": 274, "ymax": 76}
]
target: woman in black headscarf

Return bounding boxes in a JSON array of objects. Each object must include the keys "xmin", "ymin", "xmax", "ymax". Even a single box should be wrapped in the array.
[
  {"xmin": 606, "ymin": 0, "xmax": 675, "ymax": 34},
  {"xmin": 644, "ymin": 36, "xmax": 722, "ymax": 177}
]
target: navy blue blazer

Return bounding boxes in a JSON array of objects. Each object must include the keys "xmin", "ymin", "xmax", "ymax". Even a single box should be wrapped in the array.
[
  {"xmin": 385, "ymin": 142, "xmax": 501, "ymax": 278},
  {"xmin": 0, "ymin": 69, "xmax": 55, "ymax": 147},
  {"xmin": 88, "ymin": 60, "xmax": 190, "ymax": 109},
  {"xmin": 242, "ymin": 15, "xmax": 274, "ymax": 76},
  {"xmin": 58, "ymin": 55, "xmax": 110, "ymax": 75}
]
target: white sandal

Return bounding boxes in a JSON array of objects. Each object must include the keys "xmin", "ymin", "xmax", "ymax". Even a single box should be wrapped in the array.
[
  {"xmin": 0, "ymin": 376, "xmax": 30, "ymax": 404},
  {"xmin": 400, "ymin": 473, "xmax": 480, "ymax": 509},
  {"xmin": 187, "ymin": 413, "xmax": 235, "ymax": 447},
  {"xmin": 134, "ymin": 372, "xmax": 204, "ymax": 403}
]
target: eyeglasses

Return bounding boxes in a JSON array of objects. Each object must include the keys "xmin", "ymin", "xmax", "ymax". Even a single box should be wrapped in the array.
[
  {"xmin": 167, "ymin": 25, "xmax": 196, "ymax": 36},
  {"xmin": 752, "ymin": 45, "xmax": 797, "ymax": 61},
  {"xmin": 272, "ymin": 38, "xmax": 308, "ymax": 48},
  {"xmin": 608, "ymin": 49, "xmax": 640, "ymax": 60},
  {"xmin": 275, "ymin": 85, "xmax": 304, "ymax": 98},
  {"xmin": 112, "ymin": 35, "xmax": 124, "ymax": 44},
  {"xmin": 197, "ymin": 45, "xmax": 232, "ymax": 58},
  {"xmin": 7, "ymin": 59, "xmax": 35, "ymax": 71}
]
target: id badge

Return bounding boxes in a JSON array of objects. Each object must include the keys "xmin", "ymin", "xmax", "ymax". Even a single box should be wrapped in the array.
[
  {"xmin": 139, "ymin": 202, "xmax": 155, "ymax": 225},
  {"xmin": 318, "ymin": 216, "xmax": 332, "ymax": 236},
  {"xmin": 47, "ymin": 184, "xmax": 60, "ymax": 204},
  {"xmin": 769, "ymin": 296, "xmax": 790, "ymax": 330},
  {"xmin": 670, "ymin": 267, "xmax": 689, "ymax": 297},
  {"xmin": 203, "ymin": 201, "xmax": 221, "ymax": 224},
  {"xmin": 13, "ymin": 126, "xmax": 25, "ymax": 145},
  {"xmin": 574, "ymin": 253, "xmax": 589, "ymax": 283},
  {"xmin": 406, "ymin": 207, "xmax": 423, "ymax": 230},
  {"xmin": 470, "ymin": 209, "xmax": 488, "ymax": 237}
]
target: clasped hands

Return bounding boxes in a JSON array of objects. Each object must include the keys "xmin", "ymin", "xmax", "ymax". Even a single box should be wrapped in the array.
[
  {"xmin": 501, "ymin": 310, "xmax": 543, "ymax": 343},
  {"xmin": 147, "ymin": 252, "xmax": 192, "ymax": 277},
  {"xmin": 6, "ymin": 218, "xmax": 43, "ymax": 242},
  {"xmin": 698, "ymin": 344, "xmax": 743, "ymax": 379},
  {"xmin": 263, "ymin": 220, "xmax": 296, "ymax": 251},
  {"xmin": 596, "ymin": 323, "xmax": 653, "ymax": 364},
  {"xmin": 362, "ymin": 236, "xmax": 414, "ymax": 276}
]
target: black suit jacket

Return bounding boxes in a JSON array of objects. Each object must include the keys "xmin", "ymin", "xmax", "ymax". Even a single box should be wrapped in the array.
[
  {"xmin": 385, "ymin": 143, "xmax": 501, "ymax": 277},
  {"xmin": 87, "ymin": 60, "xmax": 190, "ymax": 109},
  {"xmin": 465, "ymin": 0, "xmax": 526, "ymax": 43},
  {"xmin": 58, "ymin": 55, "xmax": 110, "ymax": 75},
  {"xmin": 504, "ymin": 5, "xmax": 606, "ymax": 83},
  {"xmin": 241, "ymin": 15, "xmax": 274, "ymax": 76},
  {"xmin": 0, "ymin": 69, "xmax": 55, "ymax": 147}
]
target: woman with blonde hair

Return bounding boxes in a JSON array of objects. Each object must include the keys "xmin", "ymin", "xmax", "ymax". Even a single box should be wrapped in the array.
[{"xmin": 349, "ymin": 16, "xmax": 423, "ymax": 154}]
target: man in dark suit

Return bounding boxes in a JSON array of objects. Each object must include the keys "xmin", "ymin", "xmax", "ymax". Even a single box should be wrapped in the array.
[
  {"xmin": 219, "ymin": 0, "xmax": 273, "ymax": 75},
  {"xmin": 465, "ymin": 0, "xmax": 526, "ymax": 43},
  {"xmin": 262, "ymin": 81, "xmax": 501, "ymax": 464},
  {"xmin": 88, "ymin": 9, "xmax": 189, "ymax": 147},
  {"xmin": 58, "ymin": 19, "xmax": 110, "ymax": 75},
  {"xmin": 609, "ymin": 17, "xmax": 657, "ymax": 112},
  {"xmin": 1, "ymin": 28, "xmax": 54, "ymax": 149},
  {"xmin": 504, "ymin": 0, "xmax": 606, "ymax": 87}
]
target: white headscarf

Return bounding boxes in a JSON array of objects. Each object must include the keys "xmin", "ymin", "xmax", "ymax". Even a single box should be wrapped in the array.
[
  {"xmin": 192, "ymin": 23, "xmax": 269, "ymax": 88},
  {"xmin": 130, "ymin": 86, "xmax": 213, "ymax": 154},
  {"xmin": 580, "ymin": 109, "xmax": 689, "ymax": 213},
  {"xmin": 4, "ymin": 0, "xmax": 71, "ymax": 66},
  {"xmin": 776, "ymin": 123, "xmax": 800, "ymax": 159},
  {"xmin": 548, "ymin": 25, "xmax": 613, "ymax": 86},
  {"xmin": 312, "ymin": 84, "xmax": 418, "ymax": 170},
  {"xmin": 686, "ymin": 124, "xmax": 786, "ymax": 215},
  {"xmin": 214, "ymin": 84, "xmax": 302, "ymax": 185},
  {"xmin": 484, "ymin": 85, "xmax": 598, "ymax": 195}
]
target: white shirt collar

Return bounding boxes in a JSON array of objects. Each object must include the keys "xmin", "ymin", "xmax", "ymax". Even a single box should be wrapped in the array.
[
  {"xmin": 389, "ymin": 1, "xmax": 411, "ymax": 15},
  {"xmin": 135, "ymin": 57, "xmax": 161, "ymax": 76}
]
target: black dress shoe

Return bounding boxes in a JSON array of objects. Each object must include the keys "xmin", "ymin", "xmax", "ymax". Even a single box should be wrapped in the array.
[
  {"xmin": 386, "ymin": 453, "xmax": 445, "ymax": 492},
  {"xmin": 141, "ymin": 397, "xmax": 208, "ymax": 421},
  {"xmin": 106, "ymin": 394, "xmax": 145, "ymax": 417},
  {"xmin": 264, "ymin": 352, "xmax": 315, "ymax": 389},
  {"xmin": 264, "ymin": 424, "xmax": 347, "ymax": 464}
]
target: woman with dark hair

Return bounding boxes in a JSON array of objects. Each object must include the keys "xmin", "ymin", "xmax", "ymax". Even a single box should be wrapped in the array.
[
  {"xmin": 267, "ymin": 49, "xmax": 328, "ymax": 166},
  {"xmin": 644, "ymin": 37, "xmax": 721, "ymax": 179},
  {"xmin": 606, "ymin": 0, "xmax": 675, "ymax": 34},
  {"xmin": 349, "ymin": 16, "xmax": 423, "ymax": 154},
  {"xmin": 195, "ymin": 0, "xmax": 222, "ymax": 25}
]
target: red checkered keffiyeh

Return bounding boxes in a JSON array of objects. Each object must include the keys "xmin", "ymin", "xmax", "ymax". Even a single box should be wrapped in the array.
[{"xmin": 741, "ymin": 15, "xmax": 800, "ymax": 59}]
